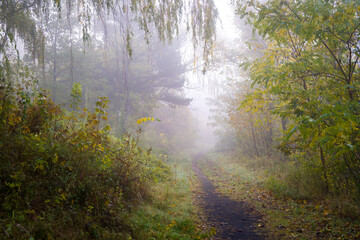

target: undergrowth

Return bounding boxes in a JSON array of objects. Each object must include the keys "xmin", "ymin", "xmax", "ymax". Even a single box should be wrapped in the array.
[
  {"xmin": 203, "ymin": 151, "xmax": 360, "ymax": 239},
  {"xmin": 0, "ymin": 80, "xmax": 206, "ymax": 239},
  {"xmin": 220, "ymin": 150, "xmax": 360, "ymax": 219}
]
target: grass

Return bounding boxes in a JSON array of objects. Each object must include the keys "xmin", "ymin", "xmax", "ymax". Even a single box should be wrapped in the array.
[
  {"xmin": 0, "ymin": 80, "xmax": 206, "ymax": 239},
  {"xmin": 199, "ymin": 151, "xmax": 360, "ymax": 240},
  {"xmin": 129, "ymin": 155, "xmax": 210, "ymax": 240}
]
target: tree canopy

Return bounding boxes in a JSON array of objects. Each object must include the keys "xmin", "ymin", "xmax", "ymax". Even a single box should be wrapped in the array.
[{"xmin": 235, "ymin": 0, "xmax": 360, "ymax": 197}]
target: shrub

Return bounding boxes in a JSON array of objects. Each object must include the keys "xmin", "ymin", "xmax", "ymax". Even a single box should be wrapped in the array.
[{"xmin": 0, "ymin": 82, "xmax": 170, "ymax": 239}]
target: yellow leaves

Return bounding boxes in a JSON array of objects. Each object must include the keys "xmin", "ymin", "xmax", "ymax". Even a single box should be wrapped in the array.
[
  {"xmin": 87, "ymin": 205, "xmax": 94, "ymax": 213},
  {"xmin": 5, "ymin": 181, "xmax": 21, "ymax": 189},
  {"xmin": 89, "ymin": 143, "xmax": 105, "ymax": 153},
  {"xmin": 251, "ymin": 107, "xmax": 260, "ymax": 114},
  {"xmin": 59, "ymin": 193, "xmax": 66, "ymax": 200},
  {"xmin": 168, "ymin": 220, "xmax": 177, "ymax": 228},
  {"xmin": 10, "ymin": 171, "xmax": 22, "ymax": 180},
  {"xmin": 323, "ymin": 209, "xmax": 330, "ymax": 216},
  {"xmin": 100, "ymin": 155, "xmax": 112, "ymax": 170},
  {"xmin": 136, "ymin": 117, "xmax": 154, "ymax": 125},
  {"xmin": 54, "ymin": 188, "xmax": 67, "ymax": 204},
  {"xmin": 35, "ymin": 159, "xmax": 46, "ymax": 171},
  {"xmin": 7, "ymin": 113, "xmax": 21, "ymax": 126},
  {"xmin": 52, "ymin": 154, "xmax": 59, "ymax": 164},
  {"xmin": 103, "ymin": 124, "xmax": 111, "ymax": 132},
  {"xmin": 97, "ymin": 144, "xmax": 104, "ymax": 152},
  {"xmin": 22, "ymin": 126, "xmax": 30, "ymax": 134}
]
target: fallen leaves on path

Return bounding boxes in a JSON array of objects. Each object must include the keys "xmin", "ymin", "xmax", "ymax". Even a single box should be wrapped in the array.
[{"xmin": 198, "ymin": 157, "xmax": 360, "ymax": 240}]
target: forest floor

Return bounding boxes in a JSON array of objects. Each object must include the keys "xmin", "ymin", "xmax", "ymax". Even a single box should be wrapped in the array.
[
  {"xmin": 192, "ymin": 151, "xmax": 360, "ymax": 240},
  {"xmin": 191, "ymin": 153, "xmax": 266, "ymax": 240}
]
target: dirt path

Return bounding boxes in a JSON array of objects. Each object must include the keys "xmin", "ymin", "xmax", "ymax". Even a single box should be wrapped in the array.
[{"xmin": 192, "ymin": 154, "xmax": 265, "ymax": 240}]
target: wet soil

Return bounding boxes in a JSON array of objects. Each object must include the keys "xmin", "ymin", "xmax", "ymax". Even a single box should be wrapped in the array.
[{"xmin": 192, "ymin": 154, "xmax": 265, "ymax": 240}]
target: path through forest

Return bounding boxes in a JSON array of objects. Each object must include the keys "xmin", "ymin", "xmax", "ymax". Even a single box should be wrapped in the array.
[{"xmin": 192, "ymin": 153, "xmax": 265, "ymax": 240}]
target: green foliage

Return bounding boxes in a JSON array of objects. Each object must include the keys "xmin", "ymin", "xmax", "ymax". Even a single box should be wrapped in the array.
[
  {"xmin": 0, "ymin": 0, "xmax": 218, "ymax": 74},
  {"xmin": 0, "ymin": 80, "xmax": 174, "ymax": 239},
  {"xmin": 237, "ymin": 0, "xmax": 360, "ymax": 208},
  {"xmin": 206, "ymin": 151, "xmax": 360, "ymax": 239},
  {"xmin": 129, "ymin": 175, "xmax": 209, "ymax": 239},
  {"xmin": 70, "ymin": 83, "xmax": 82, "ymax": 110},
  {"xmin": 2, "ymin": 1, "xmax": 212, "ymax": 140}
]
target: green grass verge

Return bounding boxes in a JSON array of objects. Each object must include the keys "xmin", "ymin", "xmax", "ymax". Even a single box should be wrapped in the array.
[
  {"xmin": 200, "ymin": 151, "xmax": 360, "ymax": 240},
  {"xmin": 129, "ymin": 156, "xmax": 210, "ymax": 240}
]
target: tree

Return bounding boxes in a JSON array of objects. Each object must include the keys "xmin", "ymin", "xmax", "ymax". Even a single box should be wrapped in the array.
[
  {"xmin": 0, "ymin": 0, "xmax": 218, "ymax": 78},
  {"xmin": 238, "ymin": 0, "xmax": 360, "ymax": 197},
  {"xmin": 1, "ymin": 0, "xmax": 219, "ymax": 137}
]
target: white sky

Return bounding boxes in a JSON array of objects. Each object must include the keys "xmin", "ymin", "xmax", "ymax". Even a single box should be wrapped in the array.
[{"xmin": 216, "ymin": 0, "xmax": 241, "ymax": 41}]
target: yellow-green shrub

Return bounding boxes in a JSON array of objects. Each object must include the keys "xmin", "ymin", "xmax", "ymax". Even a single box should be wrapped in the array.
[{"xmin": 0, "ymin": 83, "xmax": 171, "ymax": 239}]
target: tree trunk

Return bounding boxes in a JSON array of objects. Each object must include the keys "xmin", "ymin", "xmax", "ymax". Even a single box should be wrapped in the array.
[
  {"xmin": 319, "ymin": 146, "xmax": 329, "ymax": 192},
  {"xmin": 122, "ymin": 4, "xmax": 131, "ymax": 130},
  {"xmin": 67, "ymin": 0, "xmax": 74, "ymax": 88},
  {"xmin": 113, "ymin": 18, "xmax": 121, "ymax": 135},
  {"xmin": 0, "ymin": 26, "xmax": 9, "ymax": 53},
  {"xmin": 52, "ymin": 17, "xmax": 59, "ymax": 102},
  {"xmin": 249, "ymin": 116, "xmax": 260, "ymax": 157}
]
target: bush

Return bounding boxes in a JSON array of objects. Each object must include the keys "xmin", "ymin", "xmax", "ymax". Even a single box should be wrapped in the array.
[
  {"xmin": 0, "ymin": 83, "xmax": 171, "ymax": 239},
  {"xmin": 265, "ymin": 158, "xmax": 328, "ymax": 199}
]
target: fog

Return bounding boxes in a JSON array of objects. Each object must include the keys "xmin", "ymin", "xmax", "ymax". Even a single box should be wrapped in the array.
[
  {"xmin": 0, "ymin": 0, "xmax": 245, "ymax": 155},
  {"xmin": 3, "ymin": 2, "xmax": 359, "ymax": 238},
  {"xmin": 184, "ymin": 0, "xmax": 244, "ymax": 151}
]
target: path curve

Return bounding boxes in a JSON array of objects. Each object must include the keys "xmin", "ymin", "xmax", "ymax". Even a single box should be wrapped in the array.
[{"xmin": 192, "ymin": 153, "xmax": 265, "ymax": 240}]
